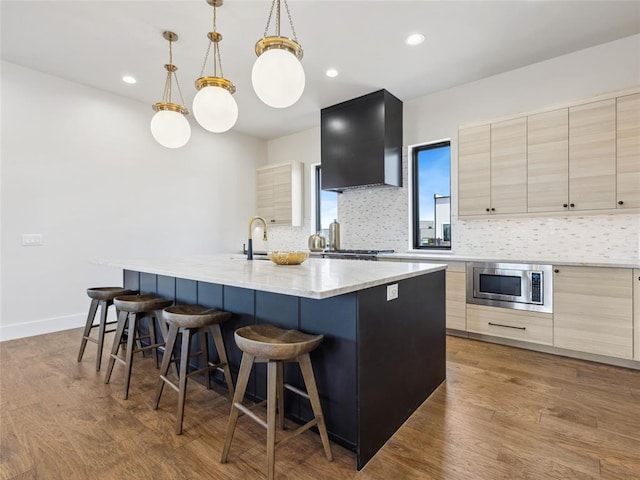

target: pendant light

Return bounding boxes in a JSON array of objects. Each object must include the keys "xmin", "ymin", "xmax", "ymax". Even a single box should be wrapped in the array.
[
  {"xmin": 193, "ymin": 0, "xmax": 238, "ymax": 133},
  {"xmin": 252, "ymin": 0, "xmax": 305, "ymax": 109},
  {"xmin": 150, "ymin": 31, "xmax": 191, "ymax": 149}
]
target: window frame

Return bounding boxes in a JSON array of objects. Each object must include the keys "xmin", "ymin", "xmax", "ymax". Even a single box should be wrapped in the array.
[{"xmin": 411, "ymin": 140, "xmax": 452, "ymax": 250}]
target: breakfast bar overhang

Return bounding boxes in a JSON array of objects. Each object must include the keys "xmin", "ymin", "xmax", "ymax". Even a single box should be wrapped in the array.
[{"xmin": 105, "ymin": 255, "xmax": 447, "ymax": 469}]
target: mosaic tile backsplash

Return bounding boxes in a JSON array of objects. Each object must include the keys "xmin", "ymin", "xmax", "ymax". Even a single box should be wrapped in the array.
[{"xmin": 268, "ymin": 154, "xmax": 639, "ymax": 262}]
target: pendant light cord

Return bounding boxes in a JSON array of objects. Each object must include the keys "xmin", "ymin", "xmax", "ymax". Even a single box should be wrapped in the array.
[
  {"xmin": 199, "ymin": 2, "xmax": 224, "ymax": 79},
  {"xmin": 262, "ymin": 0, "xmax": 298, "ymax": 42}
]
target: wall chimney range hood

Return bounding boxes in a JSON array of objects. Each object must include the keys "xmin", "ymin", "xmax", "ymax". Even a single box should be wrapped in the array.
[{"xmin": 320, "ymin": 89, "xmax": 403, "ymax": 192}]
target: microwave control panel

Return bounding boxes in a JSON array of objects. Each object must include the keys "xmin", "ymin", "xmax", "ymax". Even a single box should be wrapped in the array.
[{"xmin": 531, "ymin": 272, "xmax": 542, "ymax": 303}]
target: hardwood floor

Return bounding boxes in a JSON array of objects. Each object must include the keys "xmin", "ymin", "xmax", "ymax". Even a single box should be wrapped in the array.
[{"xmin": 1, "ymin": 329, "xmax": 639, "ymax": 479}]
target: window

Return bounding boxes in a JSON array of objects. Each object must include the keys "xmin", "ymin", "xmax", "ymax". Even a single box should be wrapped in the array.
[
  {"xmin": 315, "ymin": 165, "xmax": 338, "ymax": 238},
  {"xmin": 412, "ymin": 141, "xmax": 451, "ymax": 249}
]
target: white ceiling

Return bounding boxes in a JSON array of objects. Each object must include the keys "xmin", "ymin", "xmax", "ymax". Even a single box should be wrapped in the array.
[{"xmin": 2, "ymin": 1, "xmax": 639, "ymax": 140}]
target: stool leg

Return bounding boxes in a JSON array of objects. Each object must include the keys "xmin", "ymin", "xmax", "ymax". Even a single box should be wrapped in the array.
[
  {"xmin": 176, "ymin": 328, "xmax": 192, "ymax": 435},
  {"xmin": 155, "ymin": 309, "xmax": 178, "ymax": 378},
  {"xmin": 267, "ymin": 361, "xmax": 278, "ymax": 480},
  {"xmin": 200, "ymin": 330, "xmax": 211, "ymax": 389},
  {"xmin": 298, "ymin": 354, "xmax": 333, "ymax": 462},
  {"xmin": 104, "ymin": 310, "xmax": 128, "ymax": 385},
  {"xmin": 153, "ymin": 324, "xmax": 179, "ymax": 410},
  {"xmin": 209, "ymin": 324, "xmax": 235, "ymax": 398},
  {"xmin": 221, "ymin": 352, "xmax": 254, "ymax": 463},
  {"xmin": 77, "ymin": 298, "xmax": 99, "ymax": 363},
  {"xmin": 147, "ymin": 313, "xmax": 159, "ymax": 369},
  {"xmin": 122, "ymin": 313, "xmax": 139, "ymax": 400},
  {"xmin": 94, "ymin": 300, "xmax": 110, "ymax": 372},
  {"xmin": 276, "ymin": 362, "xmax": 284, "ymax": 430}
]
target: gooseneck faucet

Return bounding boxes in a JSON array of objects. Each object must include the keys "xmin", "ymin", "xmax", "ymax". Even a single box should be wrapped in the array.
[{"xmin": 247, "ymin": 216, "xmax": 268, "ymax": 260}]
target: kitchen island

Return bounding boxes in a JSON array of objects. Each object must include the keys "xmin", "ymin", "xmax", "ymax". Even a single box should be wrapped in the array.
[{"xmin": 105, "ymin": 254, "xmax": 447, "ymax": 469}]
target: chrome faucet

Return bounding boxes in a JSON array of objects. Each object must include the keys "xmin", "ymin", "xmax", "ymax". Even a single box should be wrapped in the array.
[{"xmin": 247, "ymin": 216, "xmax": 268, "ymax": 260}]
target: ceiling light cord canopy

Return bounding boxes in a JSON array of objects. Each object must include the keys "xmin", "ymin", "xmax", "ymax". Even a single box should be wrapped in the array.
[
  {"xmin": 150, "ymin": 31, "xmax": 191, "ymax": 149},
  {"xmin": 252, "ymin": 0, "xmax": 305, "ymax": 109},
  {"xmin": 193, "ymin": 0, "xmax": 238, "ymax": 133}
]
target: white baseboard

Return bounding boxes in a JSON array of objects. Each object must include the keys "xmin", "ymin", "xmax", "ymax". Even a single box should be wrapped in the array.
[{"xmin": 0, "ymin": 313, "xmax": 89, "ymax": 342}]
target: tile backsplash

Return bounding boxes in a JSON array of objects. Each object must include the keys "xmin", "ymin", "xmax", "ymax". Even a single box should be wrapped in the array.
[
  {"xmin": 453, "ymin": 214, "xmax": 639, "ymax": 261},
  {"xmin": 267, "ymin": 152, "xmax": 639, "ymax": 262}
]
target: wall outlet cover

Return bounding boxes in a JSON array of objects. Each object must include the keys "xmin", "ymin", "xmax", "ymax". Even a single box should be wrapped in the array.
[{"xmin": 387, "ymin": 283, "xmax": 399, "ymax": 301}]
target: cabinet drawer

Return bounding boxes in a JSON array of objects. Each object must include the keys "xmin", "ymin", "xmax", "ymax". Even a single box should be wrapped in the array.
[{"xmin": 467, "ymin": 304, "xmax": 553, "ymax": 345}]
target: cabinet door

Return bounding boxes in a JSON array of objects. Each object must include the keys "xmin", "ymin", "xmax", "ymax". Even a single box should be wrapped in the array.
[
  {"xmin": 554, "ymin": 266, "xmax": 633, "ymax": 359},
  {"xmin": 490, "ymin": 117, "xmax": 527, "ymax": 214},
  {"xmin": 256, "ymin": 168, "xmax": 274, "ymax": 221},
  {"xmin": 527, "ymin": 109, "xmax": 569, "ymax": 213},
  {"xmin": 272, "ymin": 164, "xmax": 293, "ymax": 225},
  {"xmin": 634, "ymin": 269, "xmax": 640, "ymax": 361},
  {"xmin": 446, "ymin": 270, "xmax": 466, "ymax": 330},
  {"xmin": 616, "ymin": 93, "xmax": 640, "ymax": 209},
  {"xmin": 458, "ymin": 125, "xmax": 491, "ymax": 216},
  {"xmin": 569, "ymin": 99, "xmax": 616, "ymax": 211}
]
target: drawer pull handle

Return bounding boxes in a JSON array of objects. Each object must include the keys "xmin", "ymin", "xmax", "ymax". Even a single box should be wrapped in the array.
[{"xmin": 488, "ymin": 322, "xmax": 526, "ymax": 331}]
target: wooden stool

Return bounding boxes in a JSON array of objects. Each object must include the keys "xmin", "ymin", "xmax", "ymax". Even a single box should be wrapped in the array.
[
  {"xmin": 104, "ymin": 294, "xmax": 172, "ymax": 399},
  {"xmin": 221, "ymin": 324, "xmax": 333, "ymax": 480},
  {"xmin": 77, "ymin": 287, "xmax": 134, "ymax": 371},
  {"xmin": 153, "ymin": 304, "xmax": 235, "ymax": 434}
]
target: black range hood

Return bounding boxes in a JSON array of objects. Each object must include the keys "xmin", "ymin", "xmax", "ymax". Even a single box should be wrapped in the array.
[{"xmin": 321, "ymin": 89, "xmax": 403, "ymax": 192}]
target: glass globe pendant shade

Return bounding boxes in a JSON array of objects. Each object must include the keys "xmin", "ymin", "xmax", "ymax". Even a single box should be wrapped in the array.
[
  {"xmin": 252, "ymin": 48, "xmax": 305, "ymax": 108},
  {"xmin": 150, "ymin": 109, "xmax": 191, "ymax": 149},
  {"xmin": 193, "ymin": 85, "xmax": 238, "ymax": 133}
]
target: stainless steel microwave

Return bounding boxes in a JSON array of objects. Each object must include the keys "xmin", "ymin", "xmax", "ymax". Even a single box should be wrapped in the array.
[{"xmin": 466, "ymin": 262, "xmax": 553, "ymax": 313}]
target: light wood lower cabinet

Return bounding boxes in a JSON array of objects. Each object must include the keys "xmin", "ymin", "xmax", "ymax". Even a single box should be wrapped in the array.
[
  {"xmin": 466, "ymin": 304, "xmax": 553, "ymax": 345},
  {"xmin": 634, "ymin": 269, "xmax": 640, "ymax": 361},
  {"xmin": 553, "ymin": 266, "xmax": 633, "ymax": 359},
  {"xmin": 446, "ymin": 262, "xmax": 466, "ymax": 331}
]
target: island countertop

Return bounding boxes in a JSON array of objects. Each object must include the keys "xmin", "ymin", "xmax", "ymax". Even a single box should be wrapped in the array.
[{"xmin": 102, "ymin": 254, "xmax": 447, "ymax": 300}]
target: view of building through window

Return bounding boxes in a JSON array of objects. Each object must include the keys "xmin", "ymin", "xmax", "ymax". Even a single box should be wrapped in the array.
[
  {"xmin": 413, "ymin": 141, "xmax": 451, "ymax": 249},
  {"xmin": 315, "ymin": 166, "xmax": 338, "ymax": 239}
]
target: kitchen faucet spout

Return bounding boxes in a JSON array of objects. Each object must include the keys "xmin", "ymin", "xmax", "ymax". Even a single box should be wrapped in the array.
[{"xmin": 247, "ymin": 216, "xmax": 268, "ymax": 260}]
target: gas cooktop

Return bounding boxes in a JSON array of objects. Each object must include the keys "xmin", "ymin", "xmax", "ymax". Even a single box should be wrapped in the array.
[
  {"xmin": 321, "ymin": 249, "xmax": 395, "ymax": 260},
  {"xmin": 328, "ymin": 249, "xmax": 395, "ymax": 254}
]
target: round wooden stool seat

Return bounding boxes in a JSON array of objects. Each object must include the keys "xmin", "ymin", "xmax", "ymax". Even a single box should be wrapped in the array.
[
  {"xmin": 87, "ymin": 287, "xmax": 134, "ymax": 301},
  {"xmin": 234, "ymin": 324, "xmax": 324, "ymax": 361},
  {"xmin": 114, "ymin": 294, "xmax": 172, "ymax": 313},
  {"xmin": 163, "ymin": 305, "xmax": 232, "ymax": 329}
]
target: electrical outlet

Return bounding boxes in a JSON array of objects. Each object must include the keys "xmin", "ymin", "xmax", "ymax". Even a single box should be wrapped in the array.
[
  {"xmin": 22, "ymin": 233, "xmax": 43, "ymax": 246},
  {"xmin": 387, "ymin": 283, "xmax": 398, "ymax": 301}
]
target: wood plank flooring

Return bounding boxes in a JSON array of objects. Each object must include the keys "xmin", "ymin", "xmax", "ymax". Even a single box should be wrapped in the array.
[{"xmin": 1, "ymin": 329, "xmax": 639, "ymax": 479}]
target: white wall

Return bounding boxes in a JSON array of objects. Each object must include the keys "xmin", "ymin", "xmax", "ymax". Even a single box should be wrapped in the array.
[
  {"xmin": 267, "ymin": 34, "xmax": 640, "ymax": 261},
  {"xmin": 0, "ymin": 61, "xmax": 267, "ymax": 340}
]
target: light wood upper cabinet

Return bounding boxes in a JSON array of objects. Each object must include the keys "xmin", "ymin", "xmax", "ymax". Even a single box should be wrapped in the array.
[
  {"xmin": 490, "ymin": 118, "xmax": 528, "ymax": 214},
  {"xmin": 458, "ymin": 125, "xmax": 491, "ymax": 216},
  {"xmin": 554, "ymin": 266, "xmax": 633, "ymax": 360},
  {"xmin": 256, "ymin": 163, "xmax": 303, "ymax": 226},
  {"xmin": 527, "ymin": 109, "xmax": 569, "ymax": 213},
  {"xmin": 616, "ymin": 93, "xmax": 640, "ymax": 209},
  {"xmin": 634, "ymin": 269, "xmax": 640, "ymax": 361},
  {"xmin": 568, "ymin": 99, "xmax": 616, "ymax": 211}
]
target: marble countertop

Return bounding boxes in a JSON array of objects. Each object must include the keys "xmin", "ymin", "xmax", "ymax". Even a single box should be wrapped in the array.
[
  {"xmin": 101, "ymin": 254, "xmax": 447, "ymax": 300},
  {"xmin": 378, "ymin": 252, "xmax": 640, "ymax": 269}
]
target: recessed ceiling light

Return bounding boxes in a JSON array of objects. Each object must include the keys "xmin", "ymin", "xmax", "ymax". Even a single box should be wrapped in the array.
[
  {"xmin": 405, "ymin": 33, "xmax": 425, "ymax": 46},
  {"xmin": 326, "ymin": 68, "xmax": 339, "ymax": 78},
  {"xmin": 122, "ymin": 75, "xmax": 137, "ymax": 84}
]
